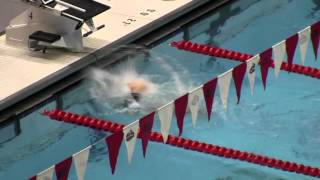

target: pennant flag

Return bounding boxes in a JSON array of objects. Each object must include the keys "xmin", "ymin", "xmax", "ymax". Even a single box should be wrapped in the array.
[
  {"xmin": 72, "ymin": 146, "xmax": 91, "ymax": 180},
  {"xmin": 218, "ymin": 70, "xmax": 232, "ymax": 111},
  {"xmin": 298, "ymin": 26, "xmax": 311, "ymax": 65},
  {"xmin": 202, "ymin": 78, "xmax": 217, "ymax": 121},
  {"xmin": 246, "ymin": 55, "xmax": 260, "ymax": 95},
  {"xmin": 37, "ymin": 166, "xmax": 54, "ymax": 180},
  {"xmin": 188, "ymin": 86, "xmax": 203, "ymax": 127},
  {"xmin": 158, "ymin": 102, "xmax": 174, "ymax": 143},
  {"xmin": 285, "ymin": 33, "xmax": 299, "ymax": 69},
  {"xmin": 139, "ymin": 112, "xmax": 155, "ymax": 157},
  {"xmin": 272, "ymin": 40, "xmax": 286, "ymax": 77},
  {"xmin": 55, "ymin": 157, "xmax": 72, "ymax": 180},
  {"xmin": 311, "ymin": 21, "xmax": 320, "ymax": 59},
  {"xmin": 174, "ymin": 94, "xmax": 188, "ymax": 136},
  {"xmin": 123, "ymin": 122, "xmax": 139, "ymax": 164},
  {"xmin": 259, "ymin": 48, "xmax": 273, "ymax": 90},
  {"xmin": 29, "ymin": 176, "xmax": 36, "ymax": 180},
  {"xmin": 232, "ymin": 63, "xmax": 247, "ymax": 104},
  {"xmin": 106, "ymin": 132, "xmax": 123, "ymax": 174}
]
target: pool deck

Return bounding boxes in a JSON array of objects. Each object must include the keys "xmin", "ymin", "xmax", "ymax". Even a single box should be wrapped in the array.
[{"xmin": 0, "ymin": 0, "xmax": 212, "ymax": 113}]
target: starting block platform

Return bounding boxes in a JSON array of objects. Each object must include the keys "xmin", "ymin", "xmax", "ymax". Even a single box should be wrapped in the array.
[{"xmin": 0, "ymin": 0, "xmax": 213, "ymax": 112}]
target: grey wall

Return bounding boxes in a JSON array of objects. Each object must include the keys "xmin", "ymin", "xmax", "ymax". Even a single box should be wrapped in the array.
[{"xmin": 0, "ymin": 0, "xmax": 26, "ymax": 32}]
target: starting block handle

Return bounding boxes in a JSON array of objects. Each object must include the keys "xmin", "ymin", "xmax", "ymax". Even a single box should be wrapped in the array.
[{"xmin": 83, "ymin": 24, "xmax": 105, "ymax": 37}]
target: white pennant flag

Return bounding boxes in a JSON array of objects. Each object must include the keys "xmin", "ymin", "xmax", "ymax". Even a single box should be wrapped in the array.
[
  {"xmin": 37, "ymin": 166, "xmax": 54, "ymax": 180},
  {"xmin": 218, "ymin": 69, "xmax": 233, "ymax": 111},
  {"xmin": 72, "ymin": 146, "xmax": 91, "ymax": 180},
  {"xmin": 272, "ymin": 40, "xmax": 286, "ymax": 77},
  {"xmin": 246, "ymin": 55, "xmax": 260, "ymax": 95},
  {"xmin": 123, "ymin": 121, "xmax": 139, "ymax": 164},
  {"xmin": 157, "ymin": 102, "xmax": 174, "ymax": 143},
  {"xmin": 298, "ymin": 26, "xmax": 311, "ymax": 65},
  {"xmin": 188, "ymin": 86, "xmax": 203, "ymax": 127}
]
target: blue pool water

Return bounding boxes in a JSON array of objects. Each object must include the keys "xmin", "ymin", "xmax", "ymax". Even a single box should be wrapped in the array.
[{"xmin": 1, "ymin": 0, "xmax": 320, "ymax": 179}]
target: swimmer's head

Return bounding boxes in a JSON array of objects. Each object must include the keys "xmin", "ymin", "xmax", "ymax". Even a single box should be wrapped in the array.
[
  {"xmin": 127, "ymin": 79, "xmax": 148, "ymax": 93},
  {"xmin": 127, "ymin": 79, "xmax": 149, "ymax": 102}
]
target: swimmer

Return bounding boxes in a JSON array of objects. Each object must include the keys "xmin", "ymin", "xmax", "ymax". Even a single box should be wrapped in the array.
[
  {"xmin": 89, "ymin": 67, "xmax": 159, "ymax": 112},
  {"xmin": 127, "ymin": 79, "xmax": 148, "ymax": 102}
]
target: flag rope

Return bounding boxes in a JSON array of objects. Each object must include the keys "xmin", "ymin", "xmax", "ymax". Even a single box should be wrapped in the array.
[
  {"xmin": 170, "ymin": 41, "xmax": 320, "ymax": 79},
  {"xmin": 42, "ymin": 109, "xmax": 320, "ymax": 178}
]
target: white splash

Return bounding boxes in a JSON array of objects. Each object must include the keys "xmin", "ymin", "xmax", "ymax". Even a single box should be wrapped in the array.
[
  {"xmin": 88, "ymin": 52, "xmax": 198, "ymax": 115},
  {"xmin": 88, "ymin": 63, "xmax": 159, "ymax": 114}
]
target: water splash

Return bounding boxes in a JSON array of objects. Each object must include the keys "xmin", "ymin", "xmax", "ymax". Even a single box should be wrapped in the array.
[
  {"xmin": 153, "ymin": 56, "xmax": 186, "ymax": 93},
  {"xmin": 88, "ymin": 47, "xmax": 196, "ymax": 115},
  {"xmin": 89, "ymin": 64, "xmax": 158, "ymax": 114}
]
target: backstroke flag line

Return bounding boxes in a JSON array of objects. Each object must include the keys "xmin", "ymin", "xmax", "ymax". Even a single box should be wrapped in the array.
[
  {"xmin": 174, "ymin": 94, "xmax": 188, "ymax": 136},
  {"xmin": 158, "ymin": 102, "xmax": 174, "ymax": 143},
  {"xmin": 311, "ymin": 21, "xmax": 320, "ymax": 60},
  {"xmin": 246, "ymin": 55, "xmax": 259, "ymax": 95},
  {"xmin": 202, "ymin": 78, "xmax": 217, "ymax": 121},
  {"xmin": 37, "ymin": 166, "xmax": 54, "ymax": 180},
  {"xmin": 55, "ymin": 157, "xmax": 72, "ymax": 180},
  {"xmin": 218, "ymin": 69, "xmax": 233, "ymax": 111},
  {"xmin": 272, "ymin": 40, "xmax": 286, "ymax": 77},
  {"xmin": 260, "ymin": 48, "xmax": 273, "ymax": 90},
  {"xmin": 285, "ymin": 34, "xmax": 299, "ymax": 69},
  {"xmin": 139, "ymin": 112, "xmax": 155, "ymax": 157},
  {"xmin": 298, "ymin": 26, "xmax": 311, "ymax": 65},
  {"xmin": 123, "ymin": 121, "xmax": 139, "ymax": 164},
  {"xmin": 188, "ymin": 86, "xmax": 204, "ymax": 127},
  {"xmin": 232, "ymin": 63, "xmax": 247, "ymax": 104},
  {"xmin": 73, "ymin": 146, "xmax": 91, "ymax": 180},
  {"xmin": 106, "ymin": 132, "xmax": 123, "ymax": 174}
]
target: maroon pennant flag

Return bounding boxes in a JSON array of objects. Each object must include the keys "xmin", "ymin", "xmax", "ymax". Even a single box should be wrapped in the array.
[
  {"xmin": 285, "ymin": 33, "xmax": 298, "ymax": 69},
  {"xmin": 259, "ymin": 48, "xmax": 273, "ymax": 90},
  {"xmin": 174, "ymin": 94, "xmax": 188, "ymax": 136},
  {"xmin": 55, "ymin": 157, "xmax": 72, "ymax": 180},
  {"xmin": 311, "ymin": 21, "xmax": 320, "ymax": 59},
  {"xmin": 202, "ymin": 78, "xmax": 217, "ymax": 121},
  {"xmin": 139, "ymin": 112, "xmax": 155, "ymax": 158},
  {"xmin": 29, "ymin": 176, "xmax": 36, "ymax": 180},
  {"xmin": 232, "ymin": 63, "xmax": 247, "ymax": 104},
  {"xmin": 106, "ymin": 132, "xmax": 124, "ymax": 174}
]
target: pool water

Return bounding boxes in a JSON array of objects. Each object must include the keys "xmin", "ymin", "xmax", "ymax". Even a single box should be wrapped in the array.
[{"xmin": 1, "ymin": 0, "xmax": 320, "ymax": 179}]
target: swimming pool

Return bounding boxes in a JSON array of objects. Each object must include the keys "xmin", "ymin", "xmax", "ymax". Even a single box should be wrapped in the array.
[{"xmin": 1, "ymin": 0, "xmax": 320, "ymax": 179}]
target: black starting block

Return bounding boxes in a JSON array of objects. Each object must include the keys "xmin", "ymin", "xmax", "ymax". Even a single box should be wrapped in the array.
[{"xmin": 28, "ymin": 31, "xmax": 61, "ymax": 53}]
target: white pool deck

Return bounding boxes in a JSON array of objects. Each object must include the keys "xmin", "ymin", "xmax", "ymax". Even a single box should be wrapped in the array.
[{"xmin": 0, "ymin": 0, "xmax": 211, "ymax": 111}]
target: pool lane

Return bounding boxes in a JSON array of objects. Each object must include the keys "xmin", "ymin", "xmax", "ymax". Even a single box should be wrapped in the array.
[{"xmin": 1, "ymin": 0, "xmax": 320, "ymax": 179}]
